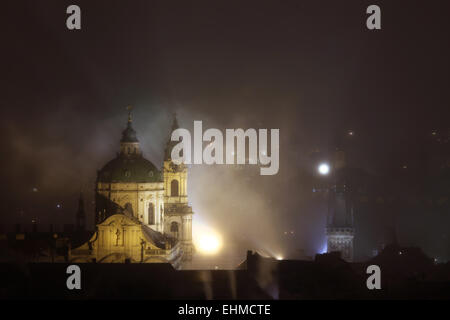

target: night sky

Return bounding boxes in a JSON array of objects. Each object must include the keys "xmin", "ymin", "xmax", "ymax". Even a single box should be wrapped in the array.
[{"xmin": 1, "ymin": 1, "xmax": 449, "ymax": 261}]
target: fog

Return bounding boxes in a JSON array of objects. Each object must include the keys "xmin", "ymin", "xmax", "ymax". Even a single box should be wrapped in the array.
[{"xmin": 1, "ymin": 0, "xmax": 449, "ymax": 261}]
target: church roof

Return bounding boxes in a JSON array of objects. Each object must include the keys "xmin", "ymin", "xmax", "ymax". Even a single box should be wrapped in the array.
[
  {"xmin": 97, "ymin": 154, "xmax": 162, "ymax": 183},
  {"xmin": 121, "ymin": 121, "xmax": 139, "ymax": 143},
  {"xmin": 121, "ymin": 105, "xmax": 139, "ymax": 143},
  {"xmin": 141, "ymin": 224, "xmax": 168, "ymax": 249}
]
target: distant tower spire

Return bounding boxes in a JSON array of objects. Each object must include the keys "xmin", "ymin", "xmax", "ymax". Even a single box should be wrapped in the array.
[
  {"xmin": 127, "ymin": 105, "xmax": 133, "ymax": 123},
  {"xmin": 164, "ymin": 112, "xmax": 180, "ymax": 161},
  {"xmin": 76, "ymin": 192, "xmax": 86, "ymax": 231}
]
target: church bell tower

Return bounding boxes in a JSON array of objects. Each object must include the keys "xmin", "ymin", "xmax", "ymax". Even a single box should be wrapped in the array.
[{"xmin": 163, "ymin": 114, "xmax": 194, "ymax": 260}]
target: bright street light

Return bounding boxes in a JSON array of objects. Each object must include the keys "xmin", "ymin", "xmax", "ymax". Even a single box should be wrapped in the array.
[{"xmin": 318, "ymin": 163, "xmax": 330, "ymax": 175}]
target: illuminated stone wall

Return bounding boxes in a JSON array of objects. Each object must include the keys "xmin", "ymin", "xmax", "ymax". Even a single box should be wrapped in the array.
[
  {"xmin": 70, "ymin": 214, "xmax": 183, "ymax": 267},
  {"xmin": 96, "ymin": 182, "xmax": 165, "ymax": 232}
]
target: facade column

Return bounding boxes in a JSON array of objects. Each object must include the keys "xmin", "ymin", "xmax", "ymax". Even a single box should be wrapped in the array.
[
  {"xmin": 156, "ymin": 196, "xmax": 160, "ymax": 231},
  {"xmin": 181, "ymin": 215, "xmax": 192, "ymax": 242}
]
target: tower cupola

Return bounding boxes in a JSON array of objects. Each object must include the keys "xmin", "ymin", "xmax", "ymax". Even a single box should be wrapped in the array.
[{"xmin": 120, "ymin": 106, "xmax": 141, "ymax": 156}]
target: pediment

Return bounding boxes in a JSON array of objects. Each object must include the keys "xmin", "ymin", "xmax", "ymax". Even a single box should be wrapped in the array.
[{"xmin": 98, "ymin": 213, "xmax": 140, "ymax": 228}]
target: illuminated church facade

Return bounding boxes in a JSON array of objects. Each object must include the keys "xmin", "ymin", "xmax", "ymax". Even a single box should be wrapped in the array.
[{"xmin": 70, "ymin": 110, "xmax": 194, "ymax": 268}]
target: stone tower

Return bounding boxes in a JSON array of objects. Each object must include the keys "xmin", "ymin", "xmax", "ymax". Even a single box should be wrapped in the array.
[
  {"xmin": 326, "ymin": 149, "xmax": 355, "ymax": 262},
  {"xmin": 163, "ymin": 114, "xmax": 194, "ymax": 260}
]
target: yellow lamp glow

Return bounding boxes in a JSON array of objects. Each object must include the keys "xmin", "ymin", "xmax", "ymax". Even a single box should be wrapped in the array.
[
  {"xmin": 197, "ymin": 234, "xmax": 222, "ymax": 254},
  {"xmin": 193, "ymin": 223, "xmax": 223, "ymax": 255}
]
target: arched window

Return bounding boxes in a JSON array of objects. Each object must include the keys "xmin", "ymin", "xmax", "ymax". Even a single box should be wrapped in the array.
[
  {"xmin": 170, "ymin": 222, "xmax": 179, "ymax": 237},
  {"xmin": 171, "ymin": 179, "xmax": 179, "ymax": 197},
  {"xmin": 148, "ymin": 203, "xmax": 155, "ymax": 224}
]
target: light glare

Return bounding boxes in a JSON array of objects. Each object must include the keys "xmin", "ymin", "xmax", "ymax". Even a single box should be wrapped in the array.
[
  {"xmin": 197, "ymin": 234, "xmax": 222, "ymax": 254},
  {"xmin": 193, "ymin": 222, "xmax": 223, "ymax": 255},
  {"xmin": 318, "ymin": 163, "xmax": 330, "ymax": 175}
]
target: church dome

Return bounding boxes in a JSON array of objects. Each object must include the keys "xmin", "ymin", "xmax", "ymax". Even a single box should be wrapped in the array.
[
  {"xmin": 121, "ymin": 122, "xmax": 138, "ymax": 143},
  {"xmin": 97, "ymin": 154, "xmax": 162, "ymax": 183},
  {"xmin": 97, "ymin": 107, "xmax": 162, "ymax": 183}
]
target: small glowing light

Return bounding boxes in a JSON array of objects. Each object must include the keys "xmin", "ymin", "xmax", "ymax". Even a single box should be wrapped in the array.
[
  {"xmin": 399, "ymin": 251, "xmax": 403, "ymax": 255},
  {"xmin": 56, "ymin": 204, "xmax": 61, "ymax": 209},
  {"xmin": 402, "ymin": 165, "xmax": 407, "ymax": 169},
  {"xmin": 32, "ymin": 187, "xmax": 38, "ymax": 192},
  {"xmin": 318, "ymin": 163, "xmax": 330, "ymax": 175},
  {"xmin": 275, "ymin": 255, "xmax": 283, "ymax": 261},
  {"xmin": 348, "ymin": 130, "xmax": 354, "ymax": 136}
]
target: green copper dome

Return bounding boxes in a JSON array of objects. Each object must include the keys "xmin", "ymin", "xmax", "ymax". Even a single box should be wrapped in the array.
[
  {"xmin": 97, "ymin": 108, "xmax": 163, "ymax": 183},
  {"xmin": 97, "ymin": 155, "xmax": 162, "ymax": 183}
]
